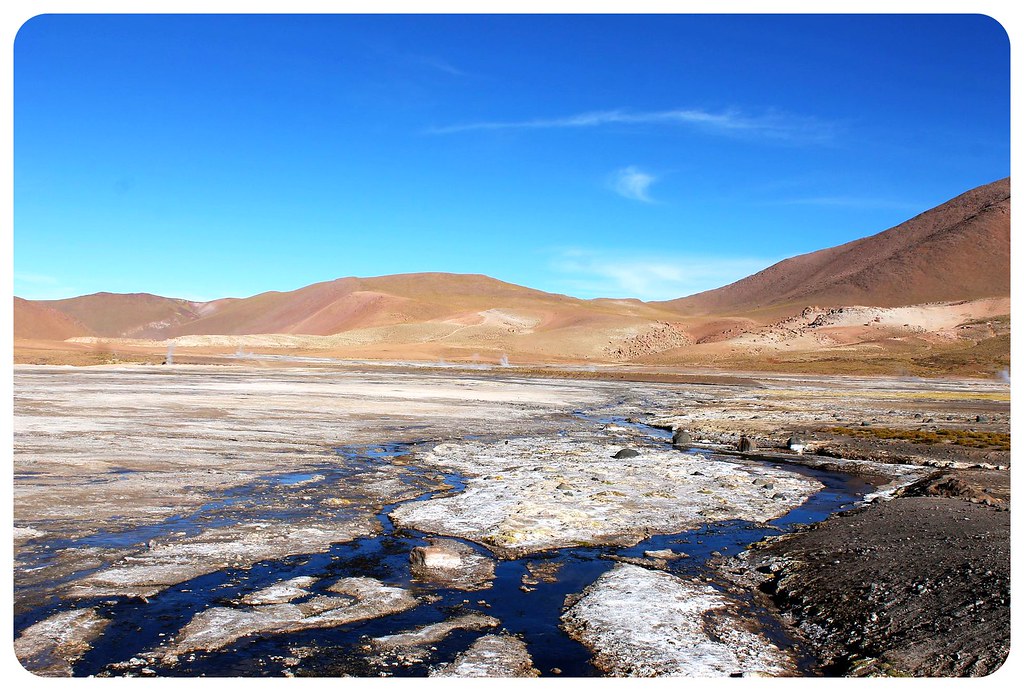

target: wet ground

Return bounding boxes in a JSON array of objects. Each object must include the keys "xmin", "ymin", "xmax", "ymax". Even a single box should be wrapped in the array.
[
  {"xmin": 15, "ymin": 435, "xmax": 870, "ymax": 677},
  {"xmin": 12, "ymin": 364, "xmax": 1010, "ymax": 677}
]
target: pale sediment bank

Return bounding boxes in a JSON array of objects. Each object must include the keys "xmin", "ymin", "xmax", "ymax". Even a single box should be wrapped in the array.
[
  {"xmin": 562, "ymin": 564, "xmax": 795, "ymax": 676},
  {"xmin": 390, "ymin": 435, "xmax": 822, "ymax": 557}
]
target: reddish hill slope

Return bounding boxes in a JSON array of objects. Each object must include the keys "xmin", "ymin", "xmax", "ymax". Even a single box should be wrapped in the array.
[
  {"xmin": 659, "ymin": 178, "xmax": 1010, "ymax": 315},
  {"xmin": 15, "ymin": 273, "xmax": 669, "ymax": 341},
  {"xmin": 13, "ymin": 297, "xmax": 94, "ymax": 340},
  {"xmin": 35, "ymin": 293, "xmax": 208, "ymax": 338},
  {"xmin": 166, "ymin": 273, "xmax": 622, "ymax": 336}
]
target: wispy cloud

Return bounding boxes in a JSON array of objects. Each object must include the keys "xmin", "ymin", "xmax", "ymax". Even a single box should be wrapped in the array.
[
  {"xmin": 549, "ymin": 248, "xmax": 780, "ymax": 301},
  {"xmin": 13, "ymin": 271, "xmax": 59, "ymax": 285},
  {"xmin": 12, "ymin": 271, "xmax": 80, "ymax": 300},
  {"xmin": 428, "ymin": 107, "xmax": 836, "ymax": 142},
  {"xmin": 774, "ymin": 196, "xmax": 924, "ymax": 211},
  {"xmin": 413, "ymin": 54, "xmax": 467, "ymax": 77},
  {"xmin": 611, "ymin": 166, "xmax": 656, "ymax": 203}
]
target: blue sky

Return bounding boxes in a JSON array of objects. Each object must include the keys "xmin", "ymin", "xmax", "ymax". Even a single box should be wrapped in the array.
[{"xmin": 13, "ymin": 14, "xmax": 1010, "ymax": 301}]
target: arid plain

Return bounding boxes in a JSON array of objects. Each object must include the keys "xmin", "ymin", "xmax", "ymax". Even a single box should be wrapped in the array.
[{"xmin": 13, "ymin": 362, "xmax": 1009, "ymax": 676}]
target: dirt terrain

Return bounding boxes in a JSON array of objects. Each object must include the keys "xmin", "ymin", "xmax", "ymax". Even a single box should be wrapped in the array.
[
  {"xmin": 12, "ymin": 363, "xmax": 1010, "ymax": 677},
  {"xmin": 11, "ymin": 294, "xmax": 1010, "ymax": 379},
  {"xmin": 725, "ymin": 496, "xmax": 1009, "ymax": 676}
]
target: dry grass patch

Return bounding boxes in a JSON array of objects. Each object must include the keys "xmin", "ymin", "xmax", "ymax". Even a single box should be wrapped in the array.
[{"xmin": 830, "ymin": 426, "xmax": 1010, "ymax": 451}]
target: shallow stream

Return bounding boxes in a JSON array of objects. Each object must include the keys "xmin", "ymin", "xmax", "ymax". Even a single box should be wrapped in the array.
[{"xmin": 15, "ymin": 415, "xmax": 873, "ymax": 677}]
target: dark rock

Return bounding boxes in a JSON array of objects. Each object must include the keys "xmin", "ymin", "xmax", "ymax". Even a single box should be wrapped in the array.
[
  {"xmin": 613, "ymin": 448, "xmax": 640, "ymax": 459},
  {"xmin": 976, "ymin": 415, "xmax": 989, "ymax": 423},
  {"xmin": 410, "ymin": 542, "xmax": 463, "ymax": 570},
  {"xmin": 409, "ymin": 539, "xmax": 496, "ymax": 591},
  {"xmin": 672, "ymin": 429, "xmax": 692, "ymax": 447},
  {"xmin": 738, "ymin": 436, "xmax": 756, "ymax": 453}
]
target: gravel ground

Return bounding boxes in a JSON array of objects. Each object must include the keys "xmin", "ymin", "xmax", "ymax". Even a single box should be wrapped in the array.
[{"xmin": 725, "ymin": 495, "xmax": 1010, "ymax": 676}]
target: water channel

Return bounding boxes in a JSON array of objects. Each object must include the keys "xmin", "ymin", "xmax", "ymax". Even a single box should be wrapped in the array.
[{"xmin": 15, "ymin": 414, "xmax": 873, "ymax": 677}]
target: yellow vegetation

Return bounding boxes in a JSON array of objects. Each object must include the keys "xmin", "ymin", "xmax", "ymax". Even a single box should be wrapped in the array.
[{"xmin": 830, "ymin": 426, "xmax": 1009, "ymax": 450}]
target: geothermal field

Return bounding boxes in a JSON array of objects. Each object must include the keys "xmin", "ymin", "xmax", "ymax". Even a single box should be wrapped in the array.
[
  {"xmin": 12, "ymin": 362, "xmax": 1010, "ymax": 677},
  {"xmin": 12, "ymin": 12, "xmax": 1012, "ymax": 680}
]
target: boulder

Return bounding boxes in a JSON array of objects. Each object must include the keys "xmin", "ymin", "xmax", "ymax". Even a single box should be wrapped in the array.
[
  {"xmin": 409, "ymin": 539, "xmax": 495, "ymax": 591},
  {"xmin": 672, "ymin": 429, "xmax": 692, "ymax": 447},
  {"xmin": 786, "ymin": 435, "xmax": 806, "ymax": 454},
  {"xmin": 738, "ymin": 436, "xmax": 756, "ymax": 453},
  {"xmin": 410, "ymin": 543, "xmax": 463, "ymax": 570},
  {"xmin": 613, "ymin": 448, "xmax": 640, "ymax": 459}
]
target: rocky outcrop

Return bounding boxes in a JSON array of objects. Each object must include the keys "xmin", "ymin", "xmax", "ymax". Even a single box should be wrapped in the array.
[{"xmin": 604, "ymin": 323, "xmax": 692, "ymax": 360}]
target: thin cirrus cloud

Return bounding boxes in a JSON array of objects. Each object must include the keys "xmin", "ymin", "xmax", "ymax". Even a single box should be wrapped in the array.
[
  {"xmin": 774, "ymin": 196, "xmax": 924, "ymax": 211},
  {"xmin": 413, "ymin": 54, "xmax": 467, "ymax": 77},
  {"xmin": 611, "ymin": 166, "xmax": 656, "ymax": 203},
  {"xmin": 427, "ymin": 107, "xmax": 836, "ymax": 142},
  {"xmin": 13, "ymin": 271, "xmax": 59, "ymax": 285},
  {"xmin": 13, "ymin": 272, "xmax": 79, "ymax": 300},
  {"xmin": 549, "ymin": 249, "xmax": 780, "ymax": 301}
]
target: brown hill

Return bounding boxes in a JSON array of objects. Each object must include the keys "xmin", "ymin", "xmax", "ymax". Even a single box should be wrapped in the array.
[
  {"xmin": 35, "ymin": 292, "xmax": 209, "ymax": 339},
  {"xmin": 658, "ymin": 178, "xmax": 1010, "ymax": 316},
  {"xmin": 13, "ymin": 297, "xmax": 94, "ymax": 340},
  {"xmin": 14, "ymin": 273, "xmax": 678, "ymax": 342},
  {"xmin": 166, "ymin": 273, "xmax": 650, "ymax": 337},
  {"xmin": 12, "ymin": 179, "xmax": 1010, "ymax": 376}
]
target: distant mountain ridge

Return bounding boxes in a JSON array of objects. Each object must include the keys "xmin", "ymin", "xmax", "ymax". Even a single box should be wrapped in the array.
[
  {"xmin": 14, "ymin": 178, "xmax": 1010, "ymax": 343},
  {"xmin": 656, "ymin": 177, "xmax": 1010, "ymax": 316},
  {"xmin": 20, "ymin": 273, "xmax": 665, "ymax": 340}
]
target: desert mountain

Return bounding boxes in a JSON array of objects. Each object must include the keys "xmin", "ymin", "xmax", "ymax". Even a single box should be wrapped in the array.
[
  {"xmin": 658, "ymin": 178, "xmax": 1010, "ymax": 316},
  {"xmin": 33, "ymin": 292, "xmax": 214, "ymax": 339},
  {"xmin": 166, "ymin": 273, "xmax": 660, "ymax": 338},
  {"xmin": 13, "ymin": 179, "xmax": 1010, "ymax": 376},
  {"xmin": 15, "ymin": 274, "xmax": 674, "ymax": 341}
]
